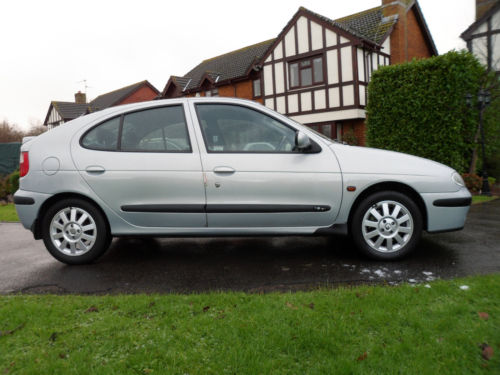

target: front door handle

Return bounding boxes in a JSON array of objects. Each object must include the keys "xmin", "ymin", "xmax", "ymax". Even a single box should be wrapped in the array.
[
  {"xmin": 213, "ymin": 166, "xmax": 235, "ymax": 174},
  {"xmin": 85, "ymin": 165, "xmax": 105, "ymax": 174}
]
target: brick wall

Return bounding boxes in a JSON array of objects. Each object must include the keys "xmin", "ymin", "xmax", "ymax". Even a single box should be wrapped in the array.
[
  {"xmin": 384, "ymin": 2, "xmax": 434, "ymax": 64},
  {"xmin": 186, "ymin": 80, "xmax": 264, "ymax": 104},
  {"xmin": 119, "ymin": 85, "xmax": 158, "ymax": 105},
  {"xmin": 406, "ymin": 7, "xmax": 433, "ymax": 60},
  {"xmin": 342, "ymin": 119, "xmax": 367, "ymax": 146}
]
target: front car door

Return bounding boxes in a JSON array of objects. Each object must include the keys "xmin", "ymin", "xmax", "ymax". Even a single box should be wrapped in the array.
[
  {"xmin": 71, "ymin": 102, "xmax": 206, "ymax": 228},
  {"xmin": 188, "ymin": 100, "xmax": 342, "ymax": 230}
]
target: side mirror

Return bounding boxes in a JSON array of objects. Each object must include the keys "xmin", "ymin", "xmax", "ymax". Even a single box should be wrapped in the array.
[{"xmin": 295, "ymin": 131, "xmax": 311, "ymax": 150}]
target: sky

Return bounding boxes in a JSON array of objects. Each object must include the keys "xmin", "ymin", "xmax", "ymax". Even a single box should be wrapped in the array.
[{"xmin": 1, "ymin": 0, "xmax": 475, "ymax": 130}]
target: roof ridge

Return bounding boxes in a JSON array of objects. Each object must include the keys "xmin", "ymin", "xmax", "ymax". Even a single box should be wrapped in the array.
[
  {"xmin": 335, "ymin": 5, "xmax": 382, "ymax": 23},
  {"xmin": 91, "ymin": 80, "xmax": 148, "ymax": 101},
  {"xmin": 299, "ymin": 6, "xmax": 376, "ymax": 44},
  {"xmin": 201, "ymin": 38, "xmax": 276, "ymax": 63}
]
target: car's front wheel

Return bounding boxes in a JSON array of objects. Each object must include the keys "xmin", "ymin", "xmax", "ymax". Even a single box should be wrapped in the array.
[
  {"xmin": 350, "ymin": 191, "xmax": 423, "ymax": 260},
  {"xmin": 41, "ymin": 198, "xmax": 111, "ymax": 265}
]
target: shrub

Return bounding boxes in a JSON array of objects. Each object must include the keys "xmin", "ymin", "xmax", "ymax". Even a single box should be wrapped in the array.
[
  {"xmin": 461, "ymin": 173, "xmax": 482, "ymax": 192},
  {"xmin": 7, "ymin": 170, "xmax": 19, "ymax": 195},
  {"xmin": 0, "ymin": 176, "xmax": 9, "ymax": 200},
  {"xmin": 366, "ymin": 51, "xmax": 485, "ymax": 172}
]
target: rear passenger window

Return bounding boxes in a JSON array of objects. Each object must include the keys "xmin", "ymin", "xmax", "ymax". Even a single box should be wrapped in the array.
[
  {"xmin": 81, "ymin": 117, "xmax": 120, "ymax": 150},
  {"xmin": 81, "ymin": 105, "xmax": 191, "ymax": 152},
  {"xmin": 121, "ymin": 106, "xmax": 190, "ymax": 152}
]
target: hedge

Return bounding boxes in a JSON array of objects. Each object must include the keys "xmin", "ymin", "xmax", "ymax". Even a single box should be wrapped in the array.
[{"xmin": 366, "ymin": 51, "xmax": 485, "ymax": 172}]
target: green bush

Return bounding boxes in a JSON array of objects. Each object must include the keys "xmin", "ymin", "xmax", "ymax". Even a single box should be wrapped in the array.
[
  {"xmin": 7, "ymin": 170, "xmax": 19, "ymax": 194},
  {"xmin": 366, "ymin": 51, "xmax": 485, "ymax": 172},
  {"xmin": 0, "ymin": 176, "xmax": 8, "ymax": 199}
]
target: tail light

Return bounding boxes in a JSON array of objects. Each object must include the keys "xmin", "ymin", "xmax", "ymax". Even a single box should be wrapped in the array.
[{"xmin": 20, "ymin": 151, "xmax": 29, "ymax": 177}]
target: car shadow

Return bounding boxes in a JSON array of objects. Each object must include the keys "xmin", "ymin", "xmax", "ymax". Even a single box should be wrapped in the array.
[{"xmin": 62, "ymin": 234, "xmax": 456, "ymax": 293}]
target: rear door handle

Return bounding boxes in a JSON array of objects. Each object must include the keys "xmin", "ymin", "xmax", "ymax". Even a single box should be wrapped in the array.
[
  {"xmin": 85, "ymin": 165, "xmax": 105, "ymax": 174},
  {"xmin": 213, "ymin": 166, "xmax": 235, "ymax": 174}
]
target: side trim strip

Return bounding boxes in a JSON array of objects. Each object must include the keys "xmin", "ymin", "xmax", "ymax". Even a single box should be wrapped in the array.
[
  {"xmin": 14, "ymin": 196, "xmax": 35, "ymax": 205},
  {"xmin": 206, "ymin": 204, "xmax": 331, "ymax": 213},
  {"xmin": 120, "ymin": 204, "xmax": 331, "ymax": 213},
  {"xmin": 121, "ymin": 204, "xmax": 205, "ymax": 213},
  {"xmin": 433, "ymin": 198, "xmax": 472, "ymax": 207}
]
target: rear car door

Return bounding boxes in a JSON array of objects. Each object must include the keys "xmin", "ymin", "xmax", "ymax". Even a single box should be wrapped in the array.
[
  {"xmin": 71, "ymin": 102, "xmax": 206, "ymax": 228},
  {"xmin": 188, "ymin": 101, "xmax": 342, "ymax": 228}
]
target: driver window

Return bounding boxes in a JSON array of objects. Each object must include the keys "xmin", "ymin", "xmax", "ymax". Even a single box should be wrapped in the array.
[{"xmin": 196, "ymin": 104, "xmax": 297, "ymax": 153}]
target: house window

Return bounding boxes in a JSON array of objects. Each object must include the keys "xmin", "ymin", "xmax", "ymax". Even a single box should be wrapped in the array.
[
  {"xmin": 204, "ymin": 88, "xmax": 219, "ymax": 97},
  {"xmin": 253, "ymin": 79, "xmax": 261, "ymax": 97},
  {"xmin": 289, "ymin": 55, "xmax": 324, "ymax": 89}
]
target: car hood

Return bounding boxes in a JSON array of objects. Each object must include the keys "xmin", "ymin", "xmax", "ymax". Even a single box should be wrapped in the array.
[{"xmin": 330, "ymin": 144, "xmax": 454, "ymax": 176}]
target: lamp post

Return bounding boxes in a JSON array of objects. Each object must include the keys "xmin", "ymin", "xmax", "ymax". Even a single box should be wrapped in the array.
[{"xmin": 466, "ymin": 90, "xmax": 491, "ymax": 196}]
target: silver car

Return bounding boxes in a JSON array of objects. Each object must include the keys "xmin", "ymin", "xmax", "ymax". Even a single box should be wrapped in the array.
[{"xmin": 14, "ymin": 98, "xmax": 471, "ymax": 264}]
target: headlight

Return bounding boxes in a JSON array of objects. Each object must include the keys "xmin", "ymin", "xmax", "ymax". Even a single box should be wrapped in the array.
[{"xmin": 452, "ymin": 172, "xmax": 465, "ymax": 187}]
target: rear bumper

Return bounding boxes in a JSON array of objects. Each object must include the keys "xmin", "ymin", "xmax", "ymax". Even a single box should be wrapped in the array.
[
  {"xmin": 13, "ymin": 190, "xmax": 52, "ymax": 231},
  {"xmin": 421, "ymin": 187, "xmax": 472, "ymax": 233}
]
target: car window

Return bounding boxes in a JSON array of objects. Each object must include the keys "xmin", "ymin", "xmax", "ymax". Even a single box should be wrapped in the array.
[
  {"xmin": 81, "ymin": 117, "xmax": 120, "ymax": 151},
  {"xmin": 121, "ymin": 106, "xmax": 191, "ymax": 152},
  {"xmin": 196, "ymin": 104, "xmax": 297, "ymax": 153}
]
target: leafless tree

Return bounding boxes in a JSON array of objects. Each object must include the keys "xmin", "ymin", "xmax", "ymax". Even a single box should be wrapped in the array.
[
  {"xmin": 0, "ymin": 119, "xmax": 47, "ymax": 143},
  {"xmin": 0, "ymin": 120, "xmax": 24, "ymax": 143}
]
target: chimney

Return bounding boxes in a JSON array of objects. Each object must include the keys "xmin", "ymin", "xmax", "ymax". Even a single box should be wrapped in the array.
[
  {"xmin": 476, "ymin": 0, "xmax": 498, "ymax": 19},
  {"xmin": 75, "ymin": 91, "xmax": 86, "ymax": 104},
  {"xmin": 381, "ymin": 0, "xmax": 412, "ymax": 63},
  {"xmin": 382, "ymin": 0, "xmax": 405, "ymax": 18}
]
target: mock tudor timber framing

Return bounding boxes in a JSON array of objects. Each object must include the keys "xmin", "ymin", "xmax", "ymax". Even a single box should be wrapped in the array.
[{"xmin": 258, "ymin": 8, "xmax": 391, "ymax": 125}]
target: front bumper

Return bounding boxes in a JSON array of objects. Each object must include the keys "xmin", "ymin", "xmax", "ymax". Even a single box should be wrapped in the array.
[
  {"xmin": 13, "ymin": 190, "xmax": 53, "ymax": 231},
  {"xmin": 421, "ymin": 187, "xmax": 472, "ymax": 233}
]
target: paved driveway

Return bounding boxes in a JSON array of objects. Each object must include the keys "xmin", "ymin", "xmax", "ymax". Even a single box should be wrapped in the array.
[{"xmin": 1, "ymin": 200, "xmax": 499, "ymax": 294}]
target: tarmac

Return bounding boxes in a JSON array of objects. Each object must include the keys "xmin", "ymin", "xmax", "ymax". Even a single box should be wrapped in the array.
[{"xmin": 0, "ymin": 199, "xmax": 499, "ymax": 294}]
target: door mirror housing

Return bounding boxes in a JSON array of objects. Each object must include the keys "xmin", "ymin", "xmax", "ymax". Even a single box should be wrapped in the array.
[{"xmin": 295, "ymin": 131, "xmax": 311, "ymax": 151}]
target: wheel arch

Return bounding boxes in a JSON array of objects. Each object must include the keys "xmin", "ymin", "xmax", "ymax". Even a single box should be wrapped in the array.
[
  {"xmin": 33, "ymin": 192, "xmax": 111, "ymax": 240},
  {"xmin": 347, "ymin": 181, "xmax": 428, "ymax": 232}
]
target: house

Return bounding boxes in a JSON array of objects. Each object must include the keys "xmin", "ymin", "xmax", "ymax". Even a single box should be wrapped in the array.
[
  {"xmin": 461, "ymin": 0, "xmax": 500, "ymax": 74},
  {"xmin": 161, "ymin": 0, "xmax": 437, "ymax": 145},
  {"xmin": 161, "ymin": 40, "xmax": 275, "ymax": 103},
  {"xmin": 43, "ymin": 80, "xmax": 159, "ymax": 129}
]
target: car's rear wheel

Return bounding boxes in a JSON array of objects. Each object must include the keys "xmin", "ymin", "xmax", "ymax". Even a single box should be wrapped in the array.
[
  {"xmin": 41, "ymin": 198, "xmax": 110, "ymax": 265},
  {"xmin": 350, "ymin": 191, "xmax": 422, "ymax": 260}
]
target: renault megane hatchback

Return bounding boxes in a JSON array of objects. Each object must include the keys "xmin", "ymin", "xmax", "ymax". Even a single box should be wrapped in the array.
[{"xmin": 14, "ymin": 98, "xmax": 471, "ymax": 264}]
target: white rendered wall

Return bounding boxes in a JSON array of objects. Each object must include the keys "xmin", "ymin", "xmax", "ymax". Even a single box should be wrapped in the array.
[
  {"xmin": 314, "ymin": 89, "xmax": 326, "ymax": 110},
  {"xmin": 264, "ymin": 65, "xmax": 274, "ymax": 96},
  {"xmin": 275, "ymin": 62, "xmax": 285, "ymax": 94},
  {"xmin": 325, "ymin": 29, "xmax": 337, "ymax": 47},
  {"xmin": 311, "ymin": 21, "xmax": 323, "ymax": 50},
  {"xmin": 327, "ymin": 49, "xmax": 339, "ymax": 84},
  {"xmin": 288, "ymin": 94, "xmax": 299, "ymax": 113},
  {"xmin": 341, "ymin": 47, "xmax": 353, "ymax": 82},
  {"xmin": 297, "ymin": 17, "xmax": 309, "ymax": 54},
  {"xmin": 301, "ymin": 92, "xmax": 312, "ymax": 111},
  {"xmin": 285, "ymin": 28, "xmax": 296, "ymax": 57}
]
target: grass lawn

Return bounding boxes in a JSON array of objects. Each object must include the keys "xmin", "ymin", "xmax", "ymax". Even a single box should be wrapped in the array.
[
  {"xmin": 0, "ymin": 203, "xmax": 18, "ymax": 222},
  {"xmin": 1, "ymin": 275, "xmax": 499, "ymax": 374},
  {"xmin": 472, "ymin": 195, "xmax": 499, "ymax": 204}
]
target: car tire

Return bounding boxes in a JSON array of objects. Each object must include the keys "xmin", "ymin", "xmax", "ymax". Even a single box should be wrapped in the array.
[
  {"xmin": 350, "ymin": 191, "xmax": 423, "ymax": 260},
  {"xmin": 41, "ymin": 198, "xmax": 111, "ymax": 265}
]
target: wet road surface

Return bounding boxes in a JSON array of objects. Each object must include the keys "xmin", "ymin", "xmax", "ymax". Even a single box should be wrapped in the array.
[{"xmin": 0, "ymin": 199, "xmax": 499, "ymax": 294}]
